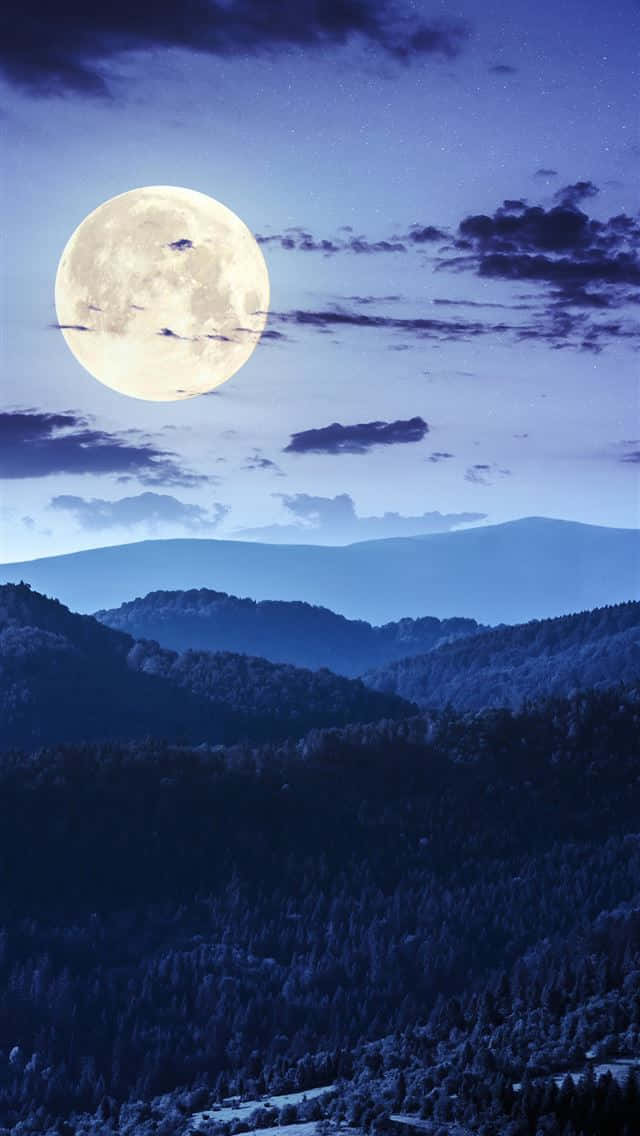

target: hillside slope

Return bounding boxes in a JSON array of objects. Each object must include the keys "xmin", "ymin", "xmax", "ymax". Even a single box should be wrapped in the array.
[
  {"xmin": 1, "ymin": 684, "xmax": 640, "ymax": 1135},
  {"xmin": 96, "ymin": 588, "xmax": 480, "ymax": 675},
  {"xmin": 2, "ymin": 516, "xmax": 638, "ymax": 623},
  {"xmin": 0, "ymin": 583, "xmax": 412, "ymax": 748},
  {"xmin": 365, "ymin": 600, "xmax": 640, "ymax": 709}
]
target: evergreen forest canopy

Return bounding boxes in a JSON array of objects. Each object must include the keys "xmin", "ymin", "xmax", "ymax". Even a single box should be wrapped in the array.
[
  {"xmin": 0, "ymin": 583, "xmax": 639, "ymax": 1135},
  {"xmin": 366, "ymin": 600, "xmax": 640, "ymax": 709}
]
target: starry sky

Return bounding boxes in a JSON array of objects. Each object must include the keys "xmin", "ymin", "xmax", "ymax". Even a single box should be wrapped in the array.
[{"xmin": 1, "ymin": 0, "xmax": 638, "ymax": 561}]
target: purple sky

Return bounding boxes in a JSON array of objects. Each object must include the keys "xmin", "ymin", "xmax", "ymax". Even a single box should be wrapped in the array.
[{"xmin": 1, "ymin": 0, "xmax": 638, "ymax": 560}]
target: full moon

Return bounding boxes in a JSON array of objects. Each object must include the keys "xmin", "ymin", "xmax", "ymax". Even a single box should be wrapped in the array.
[{"xmin": 54, "ymin": 185, "xmax": 270, "ymax": 401}]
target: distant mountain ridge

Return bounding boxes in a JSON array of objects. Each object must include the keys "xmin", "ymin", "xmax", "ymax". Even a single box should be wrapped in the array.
[
  {"xmin": 1, "ymin": 517, "xmax": 637, "ymax": 623},
  {"xmin": 364, "ymin": 600, "xmax": 640, "ymax": 710},
  {"xmin": 0, "ymin": 583, "xmax": 412, "ymax": 749},
  {"xmin": 96, "ymin": 588, "xmax": 481, "ymax": 676}
]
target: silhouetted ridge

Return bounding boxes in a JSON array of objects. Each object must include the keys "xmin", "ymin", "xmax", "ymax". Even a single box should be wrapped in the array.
[
  {"xmin": 0, "ymin": 583, "xmax": 413, "ymax": 748},
  {"xmin": 96, "ymin": 586, "xmax": 480, "ymax": 674},
  {"xmin": 365, "ymin": 599, "xmax": 640, "ymax": 709}
]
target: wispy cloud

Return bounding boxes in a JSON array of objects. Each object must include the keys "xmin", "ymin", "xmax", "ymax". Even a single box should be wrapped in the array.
[
  {"xmin": 270, "ymin": 306, "xmax": 504, "ymax": 343},
  {"xmin": 257, "ymin": 223, "xmax": 447, "ymax": 255},
  {"xmin": 242, "ymin": 451, "xmax": 285, "ymax": 476},
  {"xmin": 464, "ymin": 463, "xmax": 512, "ymax": 486},
  {"xmin": 262, "ymin": 186, "xmax": 639, "ymax": 353}
]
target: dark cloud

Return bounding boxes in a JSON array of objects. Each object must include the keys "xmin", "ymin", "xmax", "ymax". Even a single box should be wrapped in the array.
[
  {"xmin": 457, "ymin": 196, "xmax": 593, "ymax": 255},
  {"xmin": 257, "ymin": 230, "xmax": 407, "ymax": 255},
  {"xmin": 261, "ymin": 187, "xmax": 638, "ymax": 353},
  {"xmin": 257, "ymin": 232, "xmax": 342, "ymax": 253},
  {"xmin": 3, "ymin": 1, "xmax": 469, "ymax": 96},
  {"xmin": 49, "ymin": 492, "xmax": 228, "ymax": 531},
  {"xmin": 428, "ymin": 451, "xmax": 455, "ymax": 462},
  {"xmin": 534, "ymin": 168, "xmax": 558, "ymax": 179},
  {"xmin": 453, "ymin": 189, "xmax": 640, "ymax": 286},
  {"xmin": 272, "ymin": 307, "xmax": 500, "ymax": 342},
  {"xmin": 0, "ymin": 410, "xmax": 205, "ymax": 486},
  {"xmin": 348, "ymin": 294, "xmax": 403, "ymax": 305},
  {"xmin": 348, "ymin": 237, "xmax": 406, "ymax": 254},
  {"xmin": 270, "ymin": 301, "xmax": 585, "ymax": 352},
  {"xmin": 445, "ymin": 188, "xmax": 640, "ymax": 345},
  {"xmin": 554, "ymin": 180, "xmax": 599, "ymax": 207},
  {"xmin": 236, "ymin": 492, "xmax": 485, "ymax": 544},
  {"xmin": 257, "ymin": 223, "xmax": 447, "ymax": 255},
  {"xmin": 167, "ymin": 238, "xmax": 194, "ymax": 251},
  {"xmin": 50, "ymin": 323, "xmax": 92, "ymax": 332},
  {"xmin": 431, "ymin": 297, "xmax": 521, "ymax": 310},
  {"xmin": 489, "ymin": 63, "xmax": 517, "ymax": 74},
  {"xmin": 271, "ymin": 291, "xmax": 632, "ymax": 353},
  {"xmin": 620, "ymin": 439, "xmax": 640, "ymax": 464},
  {"xmin": 406, "ymin": 225, "xmax": 448, "ymax": 244},
  {"xmin": 284, "ymin": 417, "xmax": 429, "ymax": 455}
]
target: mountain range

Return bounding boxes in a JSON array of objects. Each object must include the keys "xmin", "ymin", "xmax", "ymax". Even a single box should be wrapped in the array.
[
  {"xmin": 96, "ymin": 588, "xmax": 481, "ymax": 675},
  {"xmin": 4, "ymin": 579, "xmax": 638, "ymax": 753},
  {"xmin": 2, "ymin": 560, "xmax": 640, "ymax": 1136},
  {"xmin": 0, "ymin": 583, "xmax": 411, "ymax": 749},
  {"xmin": 2, "ymin": 516, "xmax": 638, "ymax": 623},
  {"xmin": 365, "ymin": 599, "xmax": 640, "ymax": 709},
  {"xmin": 95, "ymin": 589, "xmax": 640, "ymax": 708}
]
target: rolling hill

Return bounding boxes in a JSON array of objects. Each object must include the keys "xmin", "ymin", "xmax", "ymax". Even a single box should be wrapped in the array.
[
  {"xmin": 364, "ymin": 599, "xmax": 640, "ymax": 710},
  {"xmin": 1, "ymin": 517, "xmax": 638, "ymax": 624},
  {"xmin": 0, "ymin": 583, "xmax": 412, "ymax": 749},
  {"xmin": 95, "ymin": 588, "xmax": 481, "ymax": 675}
]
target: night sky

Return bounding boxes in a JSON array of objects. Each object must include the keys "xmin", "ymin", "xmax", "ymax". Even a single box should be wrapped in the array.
[{"xmin": 1, "ymin": 0, "xmax": 638, "ymax": 561}]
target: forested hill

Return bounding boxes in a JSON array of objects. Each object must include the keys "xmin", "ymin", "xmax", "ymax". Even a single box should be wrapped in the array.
[
  {"xmin": 365, "ymin": 600, "xmax": 640, "ymax": 710},
  {"xmin": 95, "ymin": 587, "xmax": 481, "ymax": 675},
  {"xmin": 1, "ymin": 684, "xmax": 639, "ymax": 1135},
  {"xmin": 0, "ymin": 582, "xmax": 412, "ymax": 748}
]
